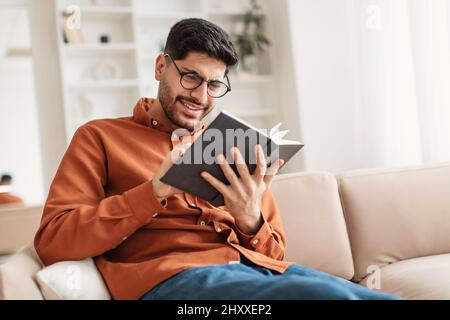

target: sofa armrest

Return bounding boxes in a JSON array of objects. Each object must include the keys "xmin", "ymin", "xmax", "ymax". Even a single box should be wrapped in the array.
[{"xmin": 0, "ymin": 244, "xmax": 44, "ymax": 300}]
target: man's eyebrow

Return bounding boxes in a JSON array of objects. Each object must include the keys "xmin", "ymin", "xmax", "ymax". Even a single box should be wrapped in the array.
[
  {"xmin": 181, "ymin": 67, "xmax": 200, "ymax": 75},
  {"xmin": 181, "ymin": 67, "xmax": 223, "ymax": 81}
]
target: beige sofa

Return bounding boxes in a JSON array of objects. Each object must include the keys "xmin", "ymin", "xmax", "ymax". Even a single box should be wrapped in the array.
[
  {"xmin": 0, "ymin": 205, "xmax": 42, "ymax": 256},
  {"xmin": 1, "ymin": 162, "xmax": 450, "ymax": 300}
]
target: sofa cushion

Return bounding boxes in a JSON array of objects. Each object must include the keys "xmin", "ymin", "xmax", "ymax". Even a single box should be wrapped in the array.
[
  {"xmin": 359, "ymin": 253, "xmax": 450, "ymax": 299},
  {"xmin": 337, "ymin": 162, "xmax": 450, "ymax": 282},
  {"xmin": 0, "ymin": 244, "xmax": 43, "ymax": 300},
  {"xmin": 36, "ymin": 258, "xmax": 111, "ymax": 300},
  {"xmin": 271, "ymin": 172, "xmax": 354, "ymax": 280}
]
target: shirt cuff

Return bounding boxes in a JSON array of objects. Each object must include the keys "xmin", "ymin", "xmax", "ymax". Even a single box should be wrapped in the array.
[
  {"xmin": 235, "ymin": 213, "xmax": 273, "ymax": 250},
  {"xmin": 123, "ymin": 180, "xmax": 167, "ymax": 224}
]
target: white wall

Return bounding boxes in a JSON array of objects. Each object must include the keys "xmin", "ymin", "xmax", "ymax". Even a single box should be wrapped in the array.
[
  {"xmin": 29, "ymin": 0, "xmax": 67, "ymax": 193},
  {"xmin": 0, "ymin": 4, "xmax": 44, "ymax": 205},
  {"xmin": 286, "ymin": 0, "xmax": 358, "ymax": 173},
  {"xmin": 286, "ymin": 0, "xmax": 450, "ymax": 173},
  {"xmin": 268, "ymin": 0, "xmax": 305, "ymax": 173}
]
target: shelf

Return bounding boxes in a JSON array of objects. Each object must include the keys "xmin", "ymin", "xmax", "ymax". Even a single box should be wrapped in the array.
[
  {"xmin": 67, "ymin": 79, "xmax": 140, "ymax": 89},
  {"xmin": 62, "ymin": 43, "xmax": 136, "ymax": 54},
  {"xmin": 207, "ymin": 10, "xmax": 267, "ymax": 17},
  {"xmin": 5, "ymin": 46, "xmax": 32, "ymax": 58},
  {"xmin": 61, "ymin": 6, "xmax": 133, "ymax": 19},
  {"xmin": 137, "ymin": 12, "xmax": 204, "ymax": 20}
]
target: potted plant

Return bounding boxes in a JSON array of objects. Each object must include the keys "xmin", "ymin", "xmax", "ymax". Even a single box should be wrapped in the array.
[{"xmin": 232, "ymin": 0, "xmax": 271, "ymax": 75}]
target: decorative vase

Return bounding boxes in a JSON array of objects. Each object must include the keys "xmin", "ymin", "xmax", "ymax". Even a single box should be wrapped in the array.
[{"xmin": 241, "ymin": 54, "xmax": 259, "ymax": 75}]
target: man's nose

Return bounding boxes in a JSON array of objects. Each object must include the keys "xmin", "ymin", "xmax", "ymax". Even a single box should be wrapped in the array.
[{"xmin": 190, "ymin": 81, "xmax": 209, "ymax": 105}]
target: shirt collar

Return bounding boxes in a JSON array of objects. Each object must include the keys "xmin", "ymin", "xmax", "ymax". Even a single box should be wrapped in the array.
[{"xmin": 132, "ymin": 97, "xmax": 205, "ymax": 137}]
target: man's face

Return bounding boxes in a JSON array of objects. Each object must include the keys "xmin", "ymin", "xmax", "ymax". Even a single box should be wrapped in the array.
[{"xmin": 156, "ymin": 51, "xmax": 227, "ymax": 131}]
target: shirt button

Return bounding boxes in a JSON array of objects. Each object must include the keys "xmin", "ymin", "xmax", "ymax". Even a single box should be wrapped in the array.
[
  {"xmin": 153, "ymin": 213, "xmax": 159, "ymax": 217},
  {"xmin": 216, "ymin": 227, "xmax": 222, "ymax": 232},
  {"xmin": 122, "ymin": 236, "xmax": 128, "ymax": 241},
  {"xmin": 152, "ymin": 119, "xmax": 158, "ymax": 126},
  {"xmin": 252, "ymin": 239, "xmax": 259, "ymax": 245},
  {"xmin": 200, "ymin": 221, "xmax": 206, "ymax": 226}
]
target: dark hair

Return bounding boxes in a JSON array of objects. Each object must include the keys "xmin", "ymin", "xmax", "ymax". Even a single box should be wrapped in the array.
[
  {"xmin": 164, "ymin": 18, "xmax": 239, "ymax": 73},
  {"xmin": 1, "ymin": 174, "xmax": 12, "ymax": 184}
]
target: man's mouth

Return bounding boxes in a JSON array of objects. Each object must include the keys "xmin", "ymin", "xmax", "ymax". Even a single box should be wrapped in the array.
[
  {"xmin": 179, "ymin": 99, "xmax": 205, "ymax": 111},
  {"xmin": 178, "ymin": 99, "xmax": 206, "ymax": 118}
]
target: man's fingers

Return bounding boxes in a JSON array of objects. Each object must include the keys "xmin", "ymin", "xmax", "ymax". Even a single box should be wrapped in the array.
[
  {"xmin": 201, "ymin": 171, "xmax": 230, "ymax": 198},
  {"xmin": 254, "ymin": 144, "xmax": 267, "ymax": 183},
  {"xmin": 169, "ymin": 142, "xmax": 192, "ymax": 165},
  {"xmin": 154, "ymin": 142, "xmax": 192, "ymax": 178},
  {"xmin": 264, "ymin": 159, "xmax": 284, "ymax": 188},
  {"xmin": 232, "ymin": 147, "xmax": 252, "ymax": 185},
  {"xmin": 216, "ymin": 153, "xmax": 243, "ymax": 193}
]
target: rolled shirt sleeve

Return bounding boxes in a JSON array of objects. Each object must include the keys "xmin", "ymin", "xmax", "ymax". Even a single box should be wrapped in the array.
[{"xmin": 34, "ymin": 124, "xmax": 166, "ymax": 265}]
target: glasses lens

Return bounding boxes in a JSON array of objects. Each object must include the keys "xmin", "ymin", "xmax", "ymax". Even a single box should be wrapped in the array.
[
  {"xmin": 208, "ymin": 81, "xmax": 229, "ymax": 98},
  {"xmin": 181, "ymin": 73, "xmax": 230, "ymax": 98},
  {"xmin": 181, "ymin": 73, "xmax": 202, "ymax": 89}
]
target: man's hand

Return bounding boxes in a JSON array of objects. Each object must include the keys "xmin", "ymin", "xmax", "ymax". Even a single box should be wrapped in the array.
[
  {"xmin": 152, "ymin": 140, "xmax": 192, "ymax": 202},
  {"xmin": 201, "ymin": 144, "xmax": 284, "ymax": 235}
]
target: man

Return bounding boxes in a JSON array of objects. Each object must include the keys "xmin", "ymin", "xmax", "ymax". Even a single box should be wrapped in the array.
[
  {"xmin": 34, "ymin": 18, "xmax": 399, "ymax": 300},
  {"xmin": 0, "ymin": 174, "xmax": 24, "ymax": 205}
]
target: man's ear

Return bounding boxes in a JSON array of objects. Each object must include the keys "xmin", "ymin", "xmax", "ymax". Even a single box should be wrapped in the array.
[{"xmin": 155, "ymin": 53, "xmax": 166, "ymax": 81}]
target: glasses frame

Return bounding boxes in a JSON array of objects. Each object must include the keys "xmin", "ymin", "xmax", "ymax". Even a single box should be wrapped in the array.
[{"xmin": 163, "ymin": 53, "xmax": 231, "ymax": 98}]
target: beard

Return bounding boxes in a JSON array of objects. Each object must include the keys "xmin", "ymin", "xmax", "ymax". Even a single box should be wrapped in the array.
[{"xmin": 157, "ymin": 75, "xmax": 211, "ymax": 131}]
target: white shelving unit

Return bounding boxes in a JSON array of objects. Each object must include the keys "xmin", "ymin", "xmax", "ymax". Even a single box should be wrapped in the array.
[
  {"xmin": 52, "ymin": 0, "xmax": 283, "ymax": 141},
  {"xmin": 76, "ymin": 6, "xmax": 133, "ymax": 15},
  {"xmin": 62, "ymin": 43, "xmax": 136, "ymax": 53},
  {"xmin": 53, "ymin": 0, "xmax": 138, "ymax": 140}
]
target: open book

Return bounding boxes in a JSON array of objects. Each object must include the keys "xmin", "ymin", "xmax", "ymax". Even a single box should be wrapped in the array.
[{"xmin": 160, "ymin": 111, "xmax": 304, "ymax": 207}]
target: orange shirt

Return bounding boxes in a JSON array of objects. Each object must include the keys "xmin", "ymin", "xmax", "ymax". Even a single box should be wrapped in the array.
[
  {"xmin": 34, "ymin": 98, "xmax": 293, "ymax": 300},
  {"xmin": 0, "ymin": 192, "xmax": 23, "ymax": 204}
]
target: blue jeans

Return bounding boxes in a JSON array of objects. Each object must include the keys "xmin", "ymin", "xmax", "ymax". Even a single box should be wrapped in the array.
[{"xmin": 140, "ymin": 258, "xmax": 402, "ymax": 300}]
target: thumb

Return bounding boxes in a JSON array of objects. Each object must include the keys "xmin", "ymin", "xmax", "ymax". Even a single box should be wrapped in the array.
[
  {"xmin": 168, "ymin": 142, "xmax": 192, "ymax": 166},
  {"xmin": 155, "ymin": 142, "xmax": 192, "ymax": 180}
]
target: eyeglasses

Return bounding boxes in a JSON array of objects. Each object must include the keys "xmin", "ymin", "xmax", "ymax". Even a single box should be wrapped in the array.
[{"xmin": 164, "ymin": 53, "xmax": 231, "ymax": 98}]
